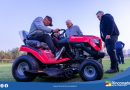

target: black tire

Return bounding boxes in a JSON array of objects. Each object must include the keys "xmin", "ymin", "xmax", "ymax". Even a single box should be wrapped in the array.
[
  {"xmin": 98, "ymin": 59, "xmax": 103, "ymax": 68},
  {"xmin": 98, "ymin": 59, "xmax": 102, "ymax": 64},
  {"xmin": 79, "ymin": 59, "xmax": 103, "ymax": 81},
  {"xmin": 12, "ymin": 55, "xmax": 39, "ymax": 82}
]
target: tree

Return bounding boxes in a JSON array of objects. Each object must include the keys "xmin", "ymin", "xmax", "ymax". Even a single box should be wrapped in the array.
[{"xmin": 10, "ymin": 48, "xmax": 19, "ymax": 59}]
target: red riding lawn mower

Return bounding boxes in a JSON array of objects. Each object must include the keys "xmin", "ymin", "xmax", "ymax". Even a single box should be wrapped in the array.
[{"xmin": 12, "ymin": 29, "xmax": 105, "ymax": 82}]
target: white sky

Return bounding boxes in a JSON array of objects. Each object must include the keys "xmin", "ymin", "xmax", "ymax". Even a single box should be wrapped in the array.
[{"xmin": 0, "ymin": 0, "xmax": 130, "ymax": 50}]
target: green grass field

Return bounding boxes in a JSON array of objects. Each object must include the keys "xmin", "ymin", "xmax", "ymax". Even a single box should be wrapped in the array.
[{"xmin": 0, "ymin": 58, "xmax": 130, "ymax": 82}]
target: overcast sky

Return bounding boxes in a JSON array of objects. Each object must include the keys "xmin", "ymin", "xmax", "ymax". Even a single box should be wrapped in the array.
[{"xmin": 0, "ymin": 0, "xmax": 130, "ymax": 50}]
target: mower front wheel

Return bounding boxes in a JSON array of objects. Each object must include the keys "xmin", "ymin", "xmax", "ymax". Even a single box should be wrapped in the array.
[
  {"xmin": 79, "ymin": 59, "xmax": 103, "ymax": 81},
  {"xmin": 12, "ymin": 55, "xmax": 39, "ymax": 82}
]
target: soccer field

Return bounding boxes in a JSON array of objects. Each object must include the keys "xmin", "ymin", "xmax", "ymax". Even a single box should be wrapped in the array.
[{"xmin": 0, "ymin": 58, "xmax": 130, "ymax": 82}]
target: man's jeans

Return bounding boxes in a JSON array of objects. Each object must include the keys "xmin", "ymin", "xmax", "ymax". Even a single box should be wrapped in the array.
[
  {"xmin": 105, "ymin": 36, "xmax": 118, "ymax": 70},
  {"xmin": 28, "ymin": 33, "xmax": 56, "ymax": 55},
  {"xmin": 116, "ymin": 49, "xmax": 124, "ymax": 64},
  {"xmin": 58, "ymin": 38, "xmax": 69, "ymax": 46}
]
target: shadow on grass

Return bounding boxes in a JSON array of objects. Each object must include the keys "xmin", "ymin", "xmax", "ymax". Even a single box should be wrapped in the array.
[
  {"xmin": 34, "ymin": 75, "xmax": 81, "ymax": 82},
  {"xmin": 103, "ymin": 70, "xmax": 124, "ymax": 79}
]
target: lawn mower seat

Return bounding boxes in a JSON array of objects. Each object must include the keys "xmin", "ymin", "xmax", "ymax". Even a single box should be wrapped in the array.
[
  {"xmin": 19, "ymin": 30, "xmax": 29, "ymax": 44},
  {"xmin": 19, "ymin": 30, "xmax": 49, "ymax": 49}
]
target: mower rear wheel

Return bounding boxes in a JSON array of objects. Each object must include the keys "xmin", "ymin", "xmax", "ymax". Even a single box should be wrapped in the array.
[
  {"xmin": 12, "ymin": 55, "xmax": 39, "ymax": 82},
  {"xmin": 79, "ymin": 59, "xmax": 103, "ymax": 81}
]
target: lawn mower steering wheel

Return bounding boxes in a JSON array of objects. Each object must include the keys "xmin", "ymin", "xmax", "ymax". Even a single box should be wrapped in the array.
[{"xmin": 51, "ymin": 29, "xmax": 66, "ymax": 38}]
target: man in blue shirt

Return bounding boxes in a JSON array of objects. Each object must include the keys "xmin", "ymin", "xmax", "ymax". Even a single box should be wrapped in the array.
[
  {"xmin": 28, "ymin": 16, "xmax": 59, "ymax": 56},
  {"xmin": 115, "ymin": 41, "xmax": 125, "ymax": 64},
  {"xmin": 58, "ymin": 20, "xmax": 83, "ymax": 45},
  {"xmin": 65, "ymin": 20, "xmax": 83, "ymax": 38}
]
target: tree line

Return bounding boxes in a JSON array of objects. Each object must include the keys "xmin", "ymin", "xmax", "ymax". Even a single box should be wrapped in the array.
[{"xmin": 0, "ymin": 48, "xmax": 21, "ymax": 60}]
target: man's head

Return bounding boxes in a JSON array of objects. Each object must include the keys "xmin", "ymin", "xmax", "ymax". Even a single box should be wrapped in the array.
[
  {"xmin": 66, "ymin": 20, "xmax": 73, "ymax": 29},
  {"xmin": 96, "ymin": 11, "xmax": 104, "ymax": 21},
  {"xmin": 43, "ymin": 16, "xmax": 53, "ymax": 26}
]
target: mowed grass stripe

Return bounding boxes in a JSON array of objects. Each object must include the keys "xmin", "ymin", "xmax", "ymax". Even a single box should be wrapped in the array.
[{"xmin": 0, "ymin": 58, "xmax": 130, "ymax": 82}]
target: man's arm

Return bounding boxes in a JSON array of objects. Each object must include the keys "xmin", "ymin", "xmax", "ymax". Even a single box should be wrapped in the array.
[
  {"xmin": 121, "ymin": 42, "xmax": 125, "ymax": 48},
  {"xmin": 75, "ymin": 25, "xmax": 83, "ymax": 36},
  {"xmin": 100, "ymin": 31, "xmax": 105, "ymax": 42},
  {"xmin": 103, "ymin": 15, "xmax": 114, "ymax": 37},
  {"xmin": 33, "ymin": 17, "xmax": 52, "ymax": 33}
]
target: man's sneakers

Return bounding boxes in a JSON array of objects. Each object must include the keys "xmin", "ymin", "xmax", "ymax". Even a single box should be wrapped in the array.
[{"xmin": 55, "ymin": 47, "xmax": 65, "ymax": 60}]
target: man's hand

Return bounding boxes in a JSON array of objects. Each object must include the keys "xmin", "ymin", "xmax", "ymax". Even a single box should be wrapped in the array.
[
  {"xmin": 105, "ymin": 35, "xmax": 111, "ymax": 39},
  {"xmin": 53, "ymin": 28, "xmax": 60, "ymax": 33}
]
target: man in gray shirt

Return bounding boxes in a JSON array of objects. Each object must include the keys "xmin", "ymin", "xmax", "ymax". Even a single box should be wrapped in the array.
[
  {"xmin": 65, "ymin": 20, "xmax": 83, "ymax": 38},
  {"xmin": 58, "ymin": 20, "xmax": 83, "ymax": 46},
  {"xmin": 28, "ymin": 16, "xmax": 58, "ymax": 55}
]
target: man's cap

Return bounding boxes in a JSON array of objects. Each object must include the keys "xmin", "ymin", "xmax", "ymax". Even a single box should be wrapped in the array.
[{"xmin": 45, "ymin": 16, "xmax": 53, "ymax": 26}]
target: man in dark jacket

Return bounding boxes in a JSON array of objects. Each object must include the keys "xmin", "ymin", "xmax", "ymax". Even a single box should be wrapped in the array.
[
  {"xmin": 96, "ymin": 11, "xmax": 120, "ymax": 73},
  {"xmin": 115, "ymin": 41, "xmax": 125, "ymax": 64}
]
